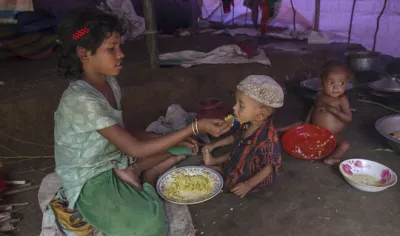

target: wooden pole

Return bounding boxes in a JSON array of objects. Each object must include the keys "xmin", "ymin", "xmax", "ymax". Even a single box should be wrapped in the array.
[
  {"xmin": 290, "ymin": 0, "xmax": 296, "ymax": 31},
  {"xmin": 314, "ymin": 0, "xmax": 321, "ymax": 32},
  {"xmin": 348, "ymin": 0, "xmax": 357, "ymax": 43},
  {"xmin": 373, "ymin": 0, "xmax": 388, "ymax": 51},
  {"xmin": 142, "ymin": 0, "xmax": 159, "ymax": 68}
]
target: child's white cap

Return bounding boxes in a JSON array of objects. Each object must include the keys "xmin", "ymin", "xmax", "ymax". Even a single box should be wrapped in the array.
[{"xmin": 237, "ymin": 75, "xmax": 284, "ymax": 108}]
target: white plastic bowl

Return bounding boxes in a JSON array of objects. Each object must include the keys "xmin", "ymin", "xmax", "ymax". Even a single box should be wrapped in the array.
[{"xmin": 339, "ymin": 159, "xmax": 397, "ymax": 192}]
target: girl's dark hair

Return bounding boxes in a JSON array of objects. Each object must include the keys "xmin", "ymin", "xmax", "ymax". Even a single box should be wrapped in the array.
[
  {"xmin": 320, "ymin": 60, "xmax": 352, "ymax": 81},
  {"xmin": 57, "ymin": 8, "xmax": 125, "ymax": 80}
]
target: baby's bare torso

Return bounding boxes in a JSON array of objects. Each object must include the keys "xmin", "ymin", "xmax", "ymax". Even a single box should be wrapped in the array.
[{"xmin": 311, "ymin": 92, "xmax": 347, "ymax": 134}]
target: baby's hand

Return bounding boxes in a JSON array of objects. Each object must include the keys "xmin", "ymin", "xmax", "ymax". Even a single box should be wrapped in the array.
[
  {"xmin": 326, "ymin": 105, "xmax": 339, "ymax": 113},
  {"xmin": 318, "ymin": 105, "xmax": 326, "ymax": 113},
  {"xmin": 231, "ymin": 182, "xmax": 252, "ymax": 198}
]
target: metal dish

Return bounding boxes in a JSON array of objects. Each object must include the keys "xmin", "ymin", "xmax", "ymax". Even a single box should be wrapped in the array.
[
  {"xmin": 345, "ymin": 51, "xmax": 380, "ymax": 72},
  {"xmin": 375, "ymin": 114, "xmax": 400, "ymax": 153},
  {"xmin": 369, "ymin": 76, "xmax": 400, "ymax": 93},
  {"xmin": 300, "ymin": 77, "xmax": 354, "ymax": 92}
]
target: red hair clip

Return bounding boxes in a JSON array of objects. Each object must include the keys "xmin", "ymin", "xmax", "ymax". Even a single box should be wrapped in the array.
[{"xmin": 73, "ymin": 27, "xmax": 90, "ymax": 40}]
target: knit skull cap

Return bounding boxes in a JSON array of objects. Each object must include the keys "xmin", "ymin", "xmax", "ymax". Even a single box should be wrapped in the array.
[{"xmin": 236, "ymin": 75, "xmax": 284, "ymax": 108}]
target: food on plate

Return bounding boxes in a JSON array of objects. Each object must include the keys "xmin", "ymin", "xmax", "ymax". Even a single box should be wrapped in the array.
[
  {"xmin": 390, "ymin": 131, "xmax": 400, "ymax": 140},
  {"xmin": 164, "ymin": 174, "xmax": 213, "ymax": 200}
]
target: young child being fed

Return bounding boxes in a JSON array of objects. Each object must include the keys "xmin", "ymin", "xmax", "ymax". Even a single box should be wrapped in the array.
[
  {"xmin": 306, "ymin": 60, "xmax": 352, "ymax": 165},
  {"xmin": 202, "ymin": 75, "xmax": 283, "ymax": 198}
]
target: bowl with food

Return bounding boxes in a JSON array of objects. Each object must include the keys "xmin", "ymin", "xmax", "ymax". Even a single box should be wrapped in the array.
[
  {"xmin": 375, "ymin": 114, "xmax": 400, "ymax": 153},
  {"xmin": 339, "ymin": 159, "xmax": 397, "ymax": 192},
  {"xmin": 157, "ymin": 166, "xmax": 223, "ymax": 204},
  {"xmin": 282, "ymin": 124, "xmax": 336, "ymax": 160}
]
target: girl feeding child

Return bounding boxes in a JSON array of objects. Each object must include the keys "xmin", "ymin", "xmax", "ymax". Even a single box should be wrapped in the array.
[{"xmin": 50, "ymin": 9, "xmax": 230, "ymax": 236}]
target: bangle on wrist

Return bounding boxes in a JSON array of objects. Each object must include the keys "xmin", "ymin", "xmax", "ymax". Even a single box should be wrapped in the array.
[
  {"xmin": 195, "ymin": 119, "xmax": 200, "ymax": 135},
  {"xmin": 192, "ymin": 122, "xmax": 197, "ymax": 135}
]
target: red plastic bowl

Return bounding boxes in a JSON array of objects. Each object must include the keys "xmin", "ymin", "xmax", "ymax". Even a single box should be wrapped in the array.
[{"xmin": 282, "ymin": 124, "xmax": 337, "ymax": 160}]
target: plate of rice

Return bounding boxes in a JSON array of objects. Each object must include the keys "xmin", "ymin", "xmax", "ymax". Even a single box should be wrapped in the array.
[{"xmin": 156, "ymin": 166, "xmax": 223, "ymax": 204}]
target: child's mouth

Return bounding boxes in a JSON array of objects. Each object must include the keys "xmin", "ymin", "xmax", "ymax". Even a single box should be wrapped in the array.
[{"xmin": 116, "ymin": 61, "xmax": 123, "ymax": 68}]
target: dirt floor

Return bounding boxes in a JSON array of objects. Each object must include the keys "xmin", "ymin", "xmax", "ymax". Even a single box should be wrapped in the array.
[{"xmin": 0, "ymin": 34, "xmax": 399, "ymax": 236}]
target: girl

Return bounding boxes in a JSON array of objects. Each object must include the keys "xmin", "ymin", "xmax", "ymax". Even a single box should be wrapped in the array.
[{"xmin": 52, "ymin": 8, "xmax": 229, "ymax": 236}]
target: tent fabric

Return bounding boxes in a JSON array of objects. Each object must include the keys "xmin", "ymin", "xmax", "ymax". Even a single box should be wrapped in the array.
[
  {"xmin": 201, "ymin": 0, "xmax": 400, "ymax": 57},
  {"xmin": 34, "ymin": 0, "xmax": 199, "ymax": 36},
  {"xmin": 98, "ymin": 0, "xmax": 145, "ymax": 42}
]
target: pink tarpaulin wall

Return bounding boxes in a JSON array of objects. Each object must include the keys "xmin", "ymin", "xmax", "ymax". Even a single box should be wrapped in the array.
[{"xmin": 201, "ymin": 0, "xmax": 400, "ymax": 57}]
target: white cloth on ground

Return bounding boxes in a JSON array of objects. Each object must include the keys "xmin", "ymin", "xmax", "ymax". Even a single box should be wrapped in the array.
[
  {"xmin": 159, "ymin": 44, "xmax": 271, "ymax": 68},
  {"xmin": 145, "ymin": 104, "xmax": 210, "ymax": 144}
]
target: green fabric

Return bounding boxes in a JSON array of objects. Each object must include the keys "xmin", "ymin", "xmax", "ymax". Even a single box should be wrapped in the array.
[
  {"xmin": 76, "ymin": 170, "xmax": 167, "ymax": 236},
  {"xmin": 167, "ymin": 146, "xmax": 191, "ymax": 156},
  {"xmin": 54, "ymin": 76, "xmax": 134, "ymax": 209}
]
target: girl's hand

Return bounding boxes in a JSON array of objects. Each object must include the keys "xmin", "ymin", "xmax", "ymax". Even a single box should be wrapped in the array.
[
  {"xmin": 231, "ymin": 182, "xmax": 252, "ymax": 198},
  {"xmin": 178, "ymin": 136, "xmax": 199, "ymax": 155},
  {"xmin": 197, "ymin": 119, "xmax": 230, "ymax": 137}
]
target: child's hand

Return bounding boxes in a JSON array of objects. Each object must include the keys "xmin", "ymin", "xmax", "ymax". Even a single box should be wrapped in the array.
[
  {"xmin": 201, "ymin": 144, "xmax": 215, "ymax": 154},
  {"xmin": 231, "ymin": 182, "xmax": 253, "ymax": 198}
]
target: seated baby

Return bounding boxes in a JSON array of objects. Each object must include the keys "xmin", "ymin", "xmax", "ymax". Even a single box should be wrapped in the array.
[
  {"xmin": 202, "ymin": 75, "xmax": 283, "ymax": 198},
  {"xmin": 306, "ymin": 60, "xmax": 352, "ymax": 165}
]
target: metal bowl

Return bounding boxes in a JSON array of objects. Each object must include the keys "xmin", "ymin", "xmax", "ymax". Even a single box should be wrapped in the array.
[
  {"xmin": 345, "ymin": 51, "xmax": 381, "ymax": 72},
  {"xmin": 300, "ymin": 77, "xmax": 354, "ymax": 92},
  {"xmin": 369, "ymin": 75, "xmax": 400, "ymax": 93},
  {"xmin": 375, "ymin": 114, "xmax": 400, "ymax": 153}
]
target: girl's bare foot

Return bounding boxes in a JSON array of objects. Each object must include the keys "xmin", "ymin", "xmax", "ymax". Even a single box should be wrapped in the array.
[
  {"xmin": 203, "ymin": 148, "xmax": 215, "ymax": 166},
  {"xmin": 151, "ymin": 155, "xmax": 186, "ymax": 176},
  {"xmin": 143, "ymin": 155, "xmax": 187, "ymax": 187},
  {"xmin": 113, "ymin": 164, "xmax": 143, "ymax": 190}
]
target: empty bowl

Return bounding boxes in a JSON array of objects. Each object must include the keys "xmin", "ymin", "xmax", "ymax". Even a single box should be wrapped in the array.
[{"xmin": 282, "ymin": 124, "xmax": 336, "ymax": 160}]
